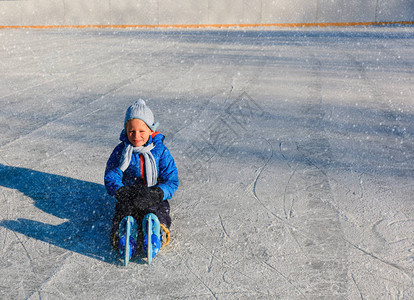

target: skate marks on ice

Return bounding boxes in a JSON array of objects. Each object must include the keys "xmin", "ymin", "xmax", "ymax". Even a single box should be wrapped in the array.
[
  {"xmin": 169, "ymin": 53, "xmax": 349, "ymax": 298},
  {"xmin": 275, "ymin": 130, "xmax": 349, "ymax": 296},
  {"xmin": 277, "ymin": 56, "xmax": 347, "ymax": 297},
  {"xmin": 174, "ymin": 140, "xmax": 348, "ymax": 298},
  {"xmin": 172, "ymin": 107, "xmax": 349, "ymax": 297},
  {"xmin": 277, "ymin": 139, "xmax": 348, "ymax": 298},
  {"xmin": 322, "ymin": 49, "xmax": 414, "ymax": 297}
]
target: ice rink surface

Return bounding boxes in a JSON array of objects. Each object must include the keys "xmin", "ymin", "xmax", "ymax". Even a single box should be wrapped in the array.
[{"xmin": 0, "ymin": 26, "xmax": 413, "ymax": 299}]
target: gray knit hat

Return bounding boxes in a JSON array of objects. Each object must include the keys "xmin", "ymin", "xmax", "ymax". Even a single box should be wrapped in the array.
[{"xmin": 124, "ymin": 99, "xmax": 159, "ymax": 131}]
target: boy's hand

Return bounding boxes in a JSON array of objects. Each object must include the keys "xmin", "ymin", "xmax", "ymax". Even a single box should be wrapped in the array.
[
  {"xmin": 134, "ymin": 186, "xmax": 164, "ymax": 211},
  {"xmin": 115, "ymin": 183, "xmax": 164, "ymax": 210},
  {"xmin": 131, "ymin": 179, "xmax": 150, "ymax": 198},
  {"xmin": 115, "ymin": 179, "xmax": 148, "ymax": 202},
  {"xmin": 115, "ymin": 186, "xmax": 136, "ymax": 203}
]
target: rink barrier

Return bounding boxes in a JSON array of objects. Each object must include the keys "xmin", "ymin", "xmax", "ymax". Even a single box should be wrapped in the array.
[{"xmin": 1, "ymin": 21, "xmax": 413, "ymax": 30}]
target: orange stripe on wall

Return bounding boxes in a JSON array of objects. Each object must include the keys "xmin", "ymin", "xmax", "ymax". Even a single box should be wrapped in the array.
[{"xmin": 0, "ymin": 21, "xmax": 413, "ymax": 30}]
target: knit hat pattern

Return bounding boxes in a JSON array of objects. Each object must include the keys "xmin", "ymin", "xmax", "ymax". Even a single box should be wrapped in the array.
[{"xmin": 124, "ymin": 99, "xmax": 159, "ymax": 131}]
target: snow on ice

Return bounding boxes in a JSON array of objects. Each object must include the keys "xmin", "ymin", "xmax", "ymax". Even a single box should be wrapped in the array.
[{"xmin": 0, "ymin": 26, "xmax": 413, "ymax": 299}]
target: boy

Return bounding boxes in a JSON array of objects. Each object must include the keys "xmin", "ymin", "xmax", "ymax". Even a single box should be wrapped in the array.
[{"xmin": 104, "ymin": 99, "xmax": 179, "ymax": 251}]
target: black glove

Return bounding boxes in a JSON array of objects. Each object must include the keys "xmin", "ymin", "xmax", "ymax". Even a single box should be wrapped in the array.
[
  {"xmin": 115, "ymin": 178, "xmax": 149, "ymax": 202},
  {"xmin": 115, "ymin": 185, "xmax": 135, "ymax": 204},
  {"xmin": 133, "ymin": 186, "xmax": 164, "ymax": 211}
]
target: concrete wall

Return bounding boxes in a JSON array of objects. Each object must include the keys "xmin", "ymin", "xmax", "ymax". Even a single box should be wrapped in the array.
[{"xmin": 0, "ymin": 0, "xmax": 413, "ymax": 27}]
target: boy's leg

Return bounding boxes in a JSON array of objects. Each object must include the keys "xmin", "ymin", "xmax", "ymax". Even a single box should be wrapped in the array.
[
  {"xmin": 147, "ymin": 200, "xmax": 171, "ymax": 246},
  {"xmin": 134, "ymin": 201, "xmax": 171, "ymax": 230},
  {"xmin": 130, "ymin": 209, "xmax": 145, "ymax": 253},
  {"xmin": 110, "ymin": 201, "xmax": 133, "ymax": 250},
  {"xmin": 130, "ymin": 201, "xmax": 172, "ymax": 253},
  {"xmin": 147, "ymin": 200, "xmax": 171, "ymax": 229}
]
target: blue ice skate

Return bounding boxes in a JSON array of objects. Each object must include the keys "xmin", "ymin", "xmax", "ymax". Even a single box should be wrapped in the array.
[
  {"xmin": 142, "ymin": 213, "xmax": 161, "ymax": 264},
  {"xmin": 118, "ymin": 216, "xmax": 138, "ymax": 266}
]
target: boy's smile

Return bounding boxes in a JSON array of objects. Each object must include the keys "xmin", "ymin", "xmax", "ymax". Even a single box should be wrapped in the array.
[{"xmin": 126, "ymin": 118, "xmax": 153, "ymax": 147}]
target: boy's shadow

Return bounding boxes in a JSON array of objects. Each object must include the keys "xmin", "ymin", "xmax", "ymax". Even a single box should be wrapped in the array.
[{"xmin": 0, "ymin": 163, "xmax": 125, "ymax": 264}]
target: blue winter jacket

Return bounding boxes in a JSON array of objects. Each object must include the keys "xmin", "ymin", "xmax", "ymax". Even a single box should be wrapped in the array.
[{"xmin": 104, "ymin": 131, "xmax": 179, "ymax": 200}]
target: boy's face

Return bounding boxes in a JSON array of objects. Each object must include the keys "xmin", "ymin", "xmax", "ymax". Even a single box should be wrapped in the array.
[{"xmin": 126, "ymin": 119, "xmax": 152, "ymax": 147}]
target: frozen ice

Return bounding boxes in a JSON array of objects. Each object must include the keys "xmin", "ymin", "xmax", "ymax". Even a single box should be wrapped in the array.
[{"xmin": 0, "ymin": 26, "xmax": 413, "ymax": 299}]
